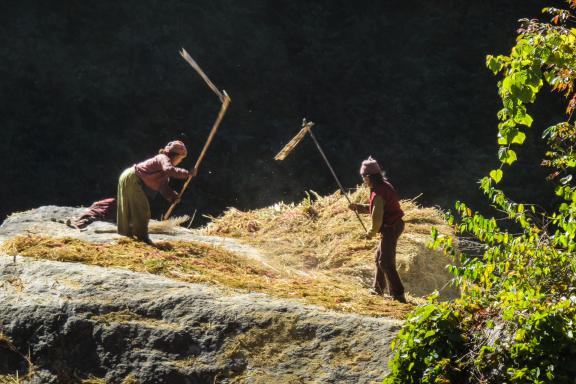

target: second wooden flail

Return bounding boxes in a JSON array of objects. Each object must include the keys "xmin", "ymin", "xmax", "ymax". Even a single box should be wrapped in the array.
[{"xmin": 274, "ymin": 119, "xmax": 368, "ymax": 233}]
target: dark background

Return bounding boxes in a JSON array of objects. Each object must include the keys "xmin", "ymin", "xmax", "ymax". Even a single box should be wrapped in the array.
[{"xmin": 0, "ymin": 0, "xmax": 567, "ymax": 223}]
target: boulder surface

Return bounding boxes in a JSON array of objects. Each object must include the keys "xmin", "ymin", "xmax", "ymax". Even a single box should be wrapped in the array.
[{"xmin": 0, "ymin": 207, "xmax": 401, "ymax": 383}]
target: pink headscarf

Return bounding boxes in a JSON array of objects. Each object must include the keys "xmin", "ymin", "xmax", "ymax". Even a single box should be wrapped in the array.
[
  {"xmin": 164, "ymin": 140, "xmax": 187, "ymax": 157},
  {"xmin": 359, "ymin": 156, "xmax": 382, "ymax": 176}
]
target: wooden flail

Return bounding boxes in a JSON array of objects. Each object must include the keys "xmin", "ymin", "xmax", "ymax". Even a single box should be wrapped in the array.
[{"xmin": 274, "ymin": 119, "xmax": 368, "ymax": 233}]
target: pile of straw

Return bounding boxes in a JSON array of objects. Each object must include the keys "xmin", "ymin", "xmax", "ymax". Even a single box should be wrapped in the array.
[
  {"xmin": 1, "ymin": 187, "xmax": 457, "ymax": 319},
  {"xmin": 203, "ymin": 187, "xmax": 458, "ymax": 300}
]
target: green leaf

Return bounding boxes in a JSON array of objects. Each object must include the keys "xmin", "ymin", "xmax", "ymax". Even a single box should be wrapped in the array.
[
  {"xmin": 490, "ymin": 169, "xmax": 504, "ymax": 183},
  {"xmin": 498, "ymin": 146, "xmax": 507, "ymax": 161},
  {"xmin": 543, "ymin": 70, "xmax": 555, "ymax": 84},
  {"xmin": 515, "ymin": 113, "xmax": 533, "ymax": 127},
  {"xmin": 431, "ymin": 227, "xmax": 438, "ymax": 240},
  {"xmin": 487, "ymin": 55, "xmax": 503, "ymax": 74},
  {"xmin": 504, "ymin": 149, "xmax": 518, "ymax": 165},
  {"xmin": 560, "ymin": 175, "xmax": 572, "ymax": 185},
  {"xmin": 512, "ymin": 131, "xmax": 527, "ymax": 144},
  {"xmin": 504, "ymin": 71, "xmax": 534, "ymax": 103},
  {"xmin": 424, "ymin": 330, "xmax": 436, "ymax": 338}
]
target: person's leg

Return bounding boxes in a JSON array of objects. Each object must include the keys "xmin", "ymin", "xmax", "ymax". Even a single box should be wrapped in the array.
[
  {"xmin": 372, "ymin": 240, "xmax": 386, "ymax": 294},
  {"xmin": 125, "ymin": 172, "xmax": 151, "ymax": 243},
  {"xmin": 380, "ymin": 220, "xmax": 405, "ymax": 301},
  {"xmin": 116, "ymin": 169, "xmax": 132, "ymax": 237},
  {"xmin": 71, "ymin": 215, "xmax": 94, "ymax": 229}
]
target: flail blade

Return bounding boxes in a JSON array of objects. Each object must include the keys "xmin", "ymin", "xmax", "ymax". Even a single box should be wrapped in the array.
[
  {"xmin": 274, "ymin": 121, "xmax": 314, "ymax": 161},
  {"xmin": 180, "ymin": 48, "xmax": 225, "ymax": 103}
]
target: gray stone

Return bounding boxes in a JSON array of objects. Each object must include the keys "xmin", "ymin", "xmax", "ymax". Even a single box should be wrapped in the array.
[{"xmin": 0, "ymin": 208, "xmax": 403, "ymax": 383}]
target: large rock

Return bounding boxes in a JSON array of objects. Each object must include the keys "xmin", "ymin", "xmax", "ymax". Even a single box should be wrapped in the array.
[{"xmin": 0, "ymin": 208, "xmax": 402, "ymax": 383}]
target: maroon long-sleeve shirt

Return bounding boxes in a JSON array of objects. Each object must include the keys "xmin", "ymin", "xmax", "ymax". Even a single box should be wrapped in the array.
[{"xmin": 134, "ymin": 154, "xmax": 189, "ymax": 202}]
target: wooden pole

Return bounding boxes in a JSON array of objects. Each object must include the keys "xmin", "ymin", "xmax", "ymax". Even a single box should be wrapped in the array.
[
  {"xmin": 163, "ymin": 49, "xmax": 230, "ymax": 220},
  {"xmin": 163, "ymin": 92, "xmax": 231, "ymax": 220},
  {"xmin": 306, "ymin": 129, "xmax": 368, "ymax": 233},
  {"xmin": 274, "ymin": 119, "xmax": 368, "ymax": 233}
]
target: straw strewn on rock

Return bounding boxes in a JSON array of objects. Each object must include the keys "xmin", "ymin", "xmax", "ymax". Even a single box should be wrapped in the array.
[{"xmin": 203, "ymin": 186, "xmax": 459, "ymax": 300}]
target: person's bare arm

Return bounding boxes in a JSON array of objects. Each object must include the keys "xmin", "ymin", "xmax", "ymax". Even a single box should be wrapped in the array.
[
  {"xmin": 348, "ymin": 203, "xmax": 370, "ymax": 214},
  {"xmin": 368, "ymin": 195, "xmax": 385, "ymax": 238}
]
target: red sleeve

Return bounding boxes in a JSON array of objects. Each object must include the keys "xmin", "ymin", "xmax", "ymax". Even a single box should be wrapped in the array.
[
  {"xmin": 158, "ymin": 155, "xmax": 190, "ymax": 180},
  {"xmin": 159, "ymin": 184, "xmax": 179, "ymax": 203}
]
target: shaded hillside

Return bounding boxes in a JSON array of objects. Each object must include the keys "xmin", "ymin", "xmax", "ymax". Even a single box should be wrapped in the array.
[{"xmin": 0, "ymin": 0, "xmax": 563, "ymax": 222}]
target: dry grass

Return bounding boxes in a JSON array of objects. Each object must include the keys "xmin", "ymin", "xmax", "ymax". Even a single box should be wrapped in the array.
[
  {"xmin": 1, "ymin": 187, "xmax": 456, "ymax": 319},
  {"xmin": 0, "ymin": 332, "xmax": 12, "ymax": 346},
  {"xmin": 0, "ymin": 332, "xmax": 34, "ymax": 384},
  {"xmin": 0, "ymin": 375, "xmax": 21, "ymax": 384},
  {"xmin": 148, "ymin": 215, "xmax": 189, "ymax": 233},
  {"xmin": 203, "ymin": 186, "xmax": 458, "ymax": 299},
  {"xmin": 2, "ymin": 235, "xmax": 412, "ymax": 319},
  {"xmin": 92, "ymin": 215, "xmax": 190, "ymax": 234},
  {"xmin": 80, "ymin": 377, "xmax": 107, "ymax": 384},
  {"xmin": 0, "ymin": 336, "xmax": 21, "ymax": 384},
  {"xmin": 80, "ymin": 375, "xmax": 136, "ymax": 384}
]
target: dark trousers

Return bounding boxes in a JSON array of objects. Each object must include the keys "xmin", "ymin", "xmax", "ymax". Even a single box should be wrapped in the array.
[{"xmin": 373, "ymin": 219, "xmax": 405, "ymax": 296}]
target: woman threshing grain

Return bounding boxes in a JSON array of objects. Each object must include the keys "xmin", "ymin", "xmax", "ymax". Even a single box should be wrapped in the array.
[
  {"xmin": 349, "ymin": 157, "xmax": 406, "ymax": 303},
  {"xmin": 117, "ymin": 140, "xmax": 196, "ymax": 244}
]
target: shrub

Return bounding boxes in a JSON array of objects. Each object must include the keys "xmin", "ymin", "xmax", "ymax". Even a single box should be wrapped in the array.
[{"xmin": 384, "ymin": 2, "xmax": 576, "ymax": 383}]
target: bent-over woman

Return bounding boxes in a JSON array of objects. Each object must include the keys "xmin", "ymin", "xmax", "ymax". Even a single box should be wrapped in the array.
[{"xmin": 117, "ymin": 140, "xmax": 195, "ymax": 244}]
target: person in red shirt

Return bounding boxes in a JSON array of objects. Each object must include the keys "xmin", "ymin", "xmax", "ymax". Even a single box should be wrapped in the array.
[
  {"xmin": 349, "ymin": 156, "xmax": 406, "ymax": 303},
  {"xmin": 68, "ymin": 197, "xmax": 117, "ymax": 229},
  {"xmin": 116, "ymin": 140, "xmax": 196, "ymax": 244}
]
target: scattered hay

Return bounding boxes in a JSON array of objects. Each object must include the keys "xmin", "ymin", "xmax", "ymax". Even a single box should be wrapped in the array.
[
  {"xmin": 0, "ymin": 375, "xmax": 22, "ymax": 384},
  {"xmin": 150, "ymin": 215, "xmax": 190, "ymax": 233},
  {"xmin": 0, "ymin": 332, "xmax": 12, "ymax": 347},
  {"xmin": 120, "ymin": 375, "xmax": 138, "ymax": 384},
  {"xmin": 92, "ymin": 215, "xmax": 190, "ymax": 234},
  {"xmin": 89, "ymin": 310, "xmax": 181, "ymax": 330},
  {"xmin": 2, "ymin": 236, "xmax": 412, "ymax": 319},
  {"xmin": 80, "ymin": 375, "xmax": 136, "ymax": 384},
  {"xmin": 0, "ymin": 332, "xmax": 34, "ymax": 383},
  {"xmin": 203, "ymin": 186, "xmax": 459, "ymax": 299},
  {"xmin": 0, "ymin": 187, "xmax": 456, "ymax": 318},
  {"xmin": 80, "ymin": 377, "xmax": 107, "ymax": 384}
]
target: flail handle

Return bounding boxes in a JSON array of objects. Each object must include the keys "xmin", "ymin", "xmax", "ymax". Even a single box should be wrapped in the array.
[{"xmin": 163, "ymin": 93, "xmax": 231, "ymax": 220}]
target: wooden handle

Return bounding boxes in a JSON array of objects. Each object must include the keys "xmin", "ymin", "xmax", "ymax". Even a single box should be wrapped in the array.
[{"xmin": 163, "ymin": 93, "xmax": 231, "ymax": 220}]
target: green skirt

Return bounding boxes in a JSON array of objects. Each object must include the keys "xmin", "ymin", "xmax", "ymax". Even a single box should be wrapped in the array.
[{"xmin": 117, "ymin": 167, "xmax": 151, "ymax": 241}]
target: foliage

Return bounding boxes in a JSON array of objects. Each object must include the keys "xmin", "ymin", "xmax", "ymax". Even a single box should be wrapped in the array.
[{"xmin": 384, "ymin": 2, "xmax": 576, "ymax": 383}]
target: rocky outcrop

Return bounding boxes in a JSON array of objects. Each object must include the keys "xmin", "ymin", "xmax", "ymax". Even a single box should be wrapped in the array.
[{"xmin": 0, "ymin": 208, "xmax": 402, "ymax": 383}]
